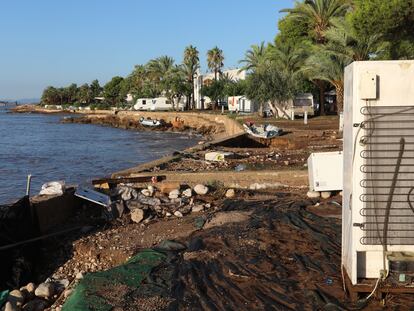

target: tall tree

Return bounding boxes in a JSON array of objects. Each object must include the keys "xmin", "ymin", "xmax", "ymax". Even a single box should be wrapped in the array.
[
  {"xmin": 77, "ymin": 83, "xmax": 92, "ymax": 105},
  {"xmin": 245, "ymin": 64, "xmax": 299, "ymax": 117},
  {"xmin": 183, "ymin": 45, "xmax": 200, "ymax": 109},
  {"xmin": 90, "ymin": 79, "xmax": 102, "ymax": 100},
  {"xmin": 239, "ymin": 42, "xmax": 268, "ymax": 72},
  {"xmin": 349, "ymin": 0, "xmax": 414, "ymax": 59},
  {"xmin": 281, "ymin": 0, "xmax": 351, "ymax": 44},
  {"xmin": 281, "ymin": 0, "xmax": 351, "ymax": 115},
  {"xmin": 103, "ymin": 76, "xmax": 124, "ymax": 106},
  {"xmin": 207, "ymin": 46, "xmax": 224, "ymax": 80},
  {"xmin": 303, "ymin": 19, "xmax": 385, "ymax": 113},
  {"xmin": 147, "ymin": 56, "xmax": 175, "ymax": 82}
]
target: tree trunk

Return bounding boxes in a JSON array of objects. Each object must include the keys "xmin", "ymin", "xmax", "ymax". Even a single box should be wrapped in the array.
[
  {"xmin": 269, "ymin": 100, "xmax": 290, "ymax": 119},
  {"xmin": 335, "ymin": 83, "xmax": 344, "ymax": 115},
  {"xmin": 191, "ymin": 77, "xmax": 195, "ymax": 110},
  {"xmin": 316, "ymin": 80, "xmax": 326, "ymax": 116}
]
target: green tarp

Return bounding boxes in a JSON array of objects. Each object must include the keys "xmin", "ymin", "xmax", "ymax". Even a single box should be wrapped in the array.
[
  {"xmin": 0, "ymin": 290, "xmax": 9, "ymax": 308},
  {"xmin": 62, "ymin": 249, "xmax": 166, "ymax": 311}
]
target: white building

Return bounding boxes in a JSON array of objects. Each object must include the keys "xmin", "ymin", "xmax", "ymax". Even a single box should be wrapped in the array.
[
  {"xmin": 227, "ymin": 95, "xmax": 259, "ymax": 113},
  {"xmin": 194, "ymin": 68, "xmax": 247, "ymax": 110}
]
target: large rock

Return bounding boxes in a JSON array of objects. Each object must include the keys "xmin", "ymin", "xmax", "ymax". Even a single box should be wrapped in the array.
[
  {"xmin": 8, "ymin": 290, "xmax": 24, "ymax": 306},
  {"xmin": 225, "ymin": 189, "xmax": 235, "ymax": 198},
  {"xmin": 4, "ymin": 302, "xmax": 19, "ymax": 311},
  {"xmin": 191, "ymin": 205, "xmax": 204, "ymax": 213},
  {"xmin": 25, "ymin": 283, "xmax": 35, "ymax": 295},
  {"xmin": 169, "ymin": 189, "xmax": 180, "ymax": 199},
  {"xmin": 131, "ymin": 209, "xmax": 145, "ymax": 223},
  {"xmin": 34, "ymin": 282, "xmax": 54, "ymax": 298},
  {"xmin": 307, "ymin": 191, "xmax": 320, "ymax": 199},
  {"xmin": 182, "ymin": 188, "xmax": 192, "ymax": 198},
  {"xmin": 22, "ymin": 299, "xmax": 49, "ymax": 311},
  {"xmin": 194, "ymin": 184, "xmax": 208, "ymax": 195},
  {"xmin": 117, "ymin": 186, "xmax": 138, "ymax": 201},
  {"xmin": 141, "ymin": 189, "xmax": 152, "ymax": 197},
  {"xmin": 174, "ymin": 211, "xmax": 183, "ymax": 218},
  {"xmin": 321, "ymin": 191, "xmax": 332, "ymax": 199}
]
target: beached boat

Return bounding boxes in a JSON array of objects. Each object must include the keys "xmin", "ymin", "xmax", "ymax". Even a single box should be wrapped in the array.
[
  {"xmin": 139, "ymin": 117, "xmax": 162, "ymax": 127},
  {"xmin": 243, "ymin": 123, "xmax": 283, "ymax": 139}
]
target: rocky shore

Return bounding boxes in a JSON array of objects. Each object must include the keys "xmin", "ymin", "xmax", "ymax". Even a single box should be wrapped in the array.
[
  {"xmin": 5, "ymin": 112, "xmax": 409, "ymax": 310},
  {"xmin": 61, "ymin": 114, "xmax": 218, "ymax": 138}
]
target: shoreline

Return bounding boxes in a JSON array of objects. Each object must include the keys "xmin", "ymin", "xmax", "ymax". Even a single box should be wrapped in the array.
[
  {"xmin": 2, "ymin": 106, "xmax": 353, "ymax": 310},
  {"xmin": 11, "ymin": 105, "xmax": 245, "ymax": 140}
]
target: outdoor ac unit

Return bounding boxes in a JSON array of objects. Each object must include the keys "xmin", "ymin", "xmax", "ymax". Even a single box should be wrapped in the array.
[
  {"xmin": 342, "ymin": 60, "xmax": 414, "ymax": 285},
  {"xmin": 307, "ymin": 151, "xmax": 343, "ymax": 192}
]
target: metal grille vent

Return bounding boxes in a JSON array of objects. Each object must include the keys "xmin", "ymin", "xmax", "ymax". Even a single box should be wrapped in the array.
[{"xmin": 360, "ymin": 106, "xmax": 414, "ymax": 245}]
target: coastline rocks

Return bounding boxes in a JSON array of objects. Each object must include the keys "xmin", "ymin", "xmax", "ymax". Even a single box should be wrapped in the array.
[
  {"xmin": 131, "ymin": 209, "xmax": 145, "ymax": 224},
  {"xmin": 174, "ymin": 211, "xmax": 183, "ymax": 218},
  {"xmin": 169, "ymin": 190, "xmax": 180, "ymax": 199},
  {"xmin": 182, "ymin": 188, "xmax": 192, "ymax": 198},
  {"xmin": 22, "ymin": 299, "xmax": 48, "ymax": 311},
  {"xmin": 117, "ymin": 186, "xmax": 138, "ymax": 201},
  {"xmin": 8, "ymin": 290, "xmax": 25, "ymax": 306},
  {"xmin": 225, "ymin": 189, "xmax": 235, "ymax": 198},
  {"xmin": 321, "ymin": 191, "xmax": 332, "ymax": 199},
  {"xmin": 194, "ymin": 184, "xmax": 208, "ymax": 195},
  {"xmin": 141, "ymin": 189, "xmax": 152, "ymax": 197},
  {"xmin": 4, "ymin": 302, "xmax": 19, "ymax": 311},
  {"xmin": 191, "ymin": 205, "xmax": 204, "ymax": 213},
  {"xmin": 34, "ymin": 283, "xmax": 54, "ymax": 299},
  {"xmin": 306, "ymin": 191, "xmax": 320, "ymax": 199}
]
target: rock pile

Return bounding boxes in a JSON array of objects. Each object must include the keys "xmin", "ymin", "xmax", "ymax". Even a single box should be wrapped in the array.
[
  {"xmin": 111, "ymin": 183, "xmax": 212, "ymax": 224},
  {"xmin": 2, "ymin": 280, "xmax": 70, "ymax": 311}
]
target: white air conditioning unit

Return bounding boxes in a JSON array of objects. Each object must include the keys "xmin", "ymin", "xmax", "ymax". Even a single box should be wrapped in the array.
[
  {"xmin": 307, "ymin": 151, "xmax": 343, "ymax": 192},
  {"xmin": 342, "ymin": 60, "xmax": 414, "ymax": 286}
]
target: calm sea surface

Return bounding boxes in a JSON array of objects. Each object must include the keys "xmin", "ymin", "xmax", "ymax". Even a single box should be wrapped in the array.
[{"xmin": 0, "ymin": 107, "xmax": 199, "ymax": 204}]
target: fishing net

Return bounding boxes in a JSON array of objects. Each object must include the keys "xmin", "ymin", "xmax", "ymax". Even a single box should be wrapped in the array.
[{"xmin": 62, "ymin": 249, "xmax": 167, "ymax": 311}]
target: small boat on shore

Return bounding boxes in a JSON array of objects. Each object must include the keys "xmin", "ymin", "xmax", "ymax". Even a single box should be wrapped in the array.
[
  {"xmin": 243, "ymin": 122, "xmax": 283, "ymax": 139},
  {"xmin": 139, "ymin": 117, "xmax": 162, "ymax": 127}
]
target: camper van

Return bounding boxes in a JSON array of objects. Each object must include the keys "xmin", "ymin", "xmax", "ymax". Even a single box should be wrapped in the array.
[
  {"xmin": 273, "ymin": 93, "xmax": 315, "ymax": 119},
  {"xmin": 133, "ymin": 97, "xmax": 185, "ymax": 111},
  {"xmin": 227, "ymin": 96, "xmax": 258, "ymax": 113},
  {"xmin": 292, "ymin": 93, "xmax": 315, "ymax": 116}
]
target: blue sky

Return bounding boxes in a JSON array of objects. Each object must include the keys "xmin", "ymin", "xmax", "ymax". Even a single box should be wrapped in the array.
[{"xmin": 0, "ymin": 0, "xmax": 294, "ymax": 100}]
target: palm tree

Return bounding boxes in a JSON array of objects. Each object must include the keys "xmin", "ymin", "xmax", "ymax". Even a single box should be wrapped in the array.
[
  {"xmin": 281, "ymin": 0, "xmax": 351, "ymax": 115},
  {"xmin": 281, "ymin": 0, "xmax": 351, "ymax": 44},
  {"xmin": 268, "ymin": 44, "xmax": 307, "ymax": 77},
  {"xmin": 304, "ymin": 21, "xmax": 384, "ymax": 113},
  {"xmin": 324, "ymin": 18, "xmax": 385, "ymax": 62},
  {"xmin": 207, "ymin": 46, "xmax": 224, "ymax": 80},
  {"xmin": 304, "ymin": 52, "xmax": 347, "ymax": 113},
  {"xmin": 183, "ymin": 45, "xmax": 200, "ymax": 109},
  {"xmin": 147, "ymin": 56, "xmax": 175, "ymax": 82},
  {"xmin": 239, "ymin": 42, "xmax": 268, "ymax": 72}
]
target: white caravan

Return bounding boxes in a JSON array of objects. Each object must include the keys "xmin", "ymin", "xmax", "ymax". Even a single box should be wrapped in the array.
[{"xmin": 133, "ymin": 97, "xmax": 185, "ymax": 111}]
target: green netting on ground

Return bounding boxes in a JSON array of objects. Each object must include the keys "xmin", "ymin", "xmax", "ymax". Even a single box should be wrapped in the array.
[
  {"xmin": 62, "ymin": 249, "xmax": 166, "ymax": 311},
  {"xmin": 0, "ymin": 290, "xmax": 9, "ymax": 308}
]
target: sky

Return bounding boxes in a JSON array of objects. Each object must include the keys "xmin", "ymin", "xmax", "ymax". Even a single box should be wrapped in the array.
[{"xmin": 0, "ymin": 0, "xmax": 294, "ymax": 100}]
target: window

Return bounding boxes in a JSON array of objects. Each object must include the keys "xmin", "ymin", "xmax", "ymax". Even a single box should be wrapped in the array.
[{"xmin": 142, "ymin": 100, "xmax": 146, "ymax": 105}]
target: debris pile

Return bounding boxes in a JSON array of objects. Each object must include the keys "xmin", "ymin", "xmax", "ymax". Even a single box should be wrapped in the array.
[{"xmin": 109, "ymin": 183, "xmax": 215, "ymax": 223}]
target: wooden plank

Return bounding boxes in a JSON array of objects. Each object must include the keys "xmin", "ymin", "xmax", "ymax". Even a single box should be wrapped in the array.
[{"xmin": 92, "ymin": 175, "xmax": 166, "ymax": 186}]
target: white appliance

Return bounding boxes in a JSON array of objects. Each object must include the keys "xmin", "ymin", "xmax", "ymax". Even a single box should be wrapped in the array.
[
  {"xmin": 342, "ymin": 60, "xmax": 414, "ymax": 285},
  {"xmin": 307, "ymin": 151, "xmax": 343, "ymax": 191}
]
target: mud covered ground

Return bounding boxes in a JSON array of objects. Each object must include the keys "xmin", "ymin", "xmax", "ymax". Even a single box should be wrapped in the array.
[
  {"xmin": 27, "ymin": 189, "xmax": 413, "ymax": 310},
  {"xmin": 147, "ymin": 116, "xmax": 342, "ymax": 173}
]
